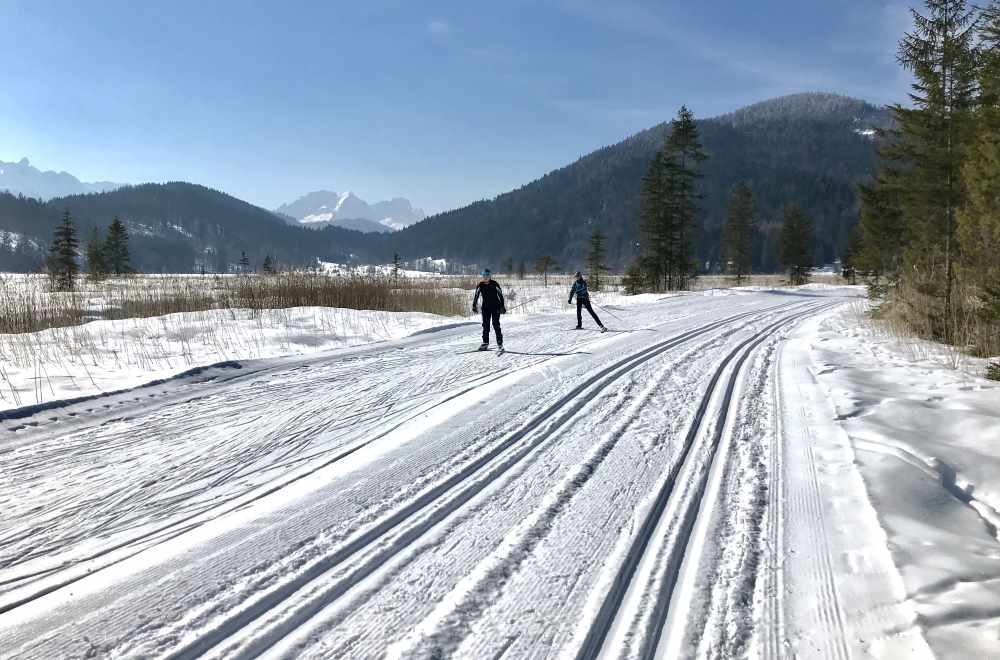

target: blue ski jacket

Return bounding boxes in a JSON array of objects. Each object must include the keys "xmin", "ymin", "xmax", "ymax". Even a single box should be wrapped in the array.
[{"xmin": 568, "ymin": 279, "xmax": 590, "ymax": 303}]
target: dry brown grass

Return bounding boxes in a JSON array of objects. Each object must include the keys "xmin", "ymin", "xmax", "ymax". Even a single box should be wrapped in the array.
[{"xmin": 0, "ymin": 272, "xmax": 467, "ymax": 335}]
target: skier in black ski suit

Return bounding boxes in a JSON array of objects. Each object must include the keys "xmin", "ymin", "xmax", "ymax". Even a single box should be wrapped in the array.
[
  {"xmin": 472, "ymin": 269, "xmax": 506, "ymax": 349},
  {"xmin": 569, "ymin": 271, "xmax": 606, "ymax": 332}
]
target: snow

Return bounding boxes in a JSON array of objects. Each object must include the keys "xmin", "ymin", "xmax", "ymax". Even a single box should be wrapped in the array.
[
  {"xmin": 805, "ymin": 302, "xmax": 1000, "ymax": 658},
  {"xmin": 0, "ymin": 286, "xmax": 997, "ymax": 658},
  {"xmin": 0, "ymin": 306, "xmax": 455, "ymax": 414},
  {"xmin": 301, "ymin": 212, "xmax": 335, "ymax": 224}
]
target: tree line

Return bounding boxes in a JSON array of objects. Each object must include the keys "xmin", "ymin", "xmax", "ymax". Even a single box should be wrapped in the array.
[
  {"xmin": 625, "ymin": 107, "xmax": 816, "ymax": 292},
  {"xmin": 849, "ymin": 0, "xmax": 1000, "ymax": 377},
  {"xmin": 46, "ymin": 212, "xmax": 133, "ymax": 290}
]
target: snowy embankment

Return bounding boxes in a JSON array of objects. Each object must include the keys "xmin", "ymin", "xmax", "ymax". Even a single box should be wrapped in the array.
[
  {"xmin": 0, "ymin": 307, "xmax": 455, "ymax": 415},
  {"xmin": 804, "ymin": 302, "xmax": 1000, "ymax": 658}
]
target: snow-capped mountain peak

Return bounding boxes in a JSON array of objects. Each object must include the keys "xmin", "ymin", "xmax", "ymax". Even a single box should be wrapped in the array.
[
  {"xmin": 0, "ymin": 157, "xmax": 123, "ymax": 200},
  {"xmin": 274, "ymin": 190, "xmax": 426, "ymax": 233}
]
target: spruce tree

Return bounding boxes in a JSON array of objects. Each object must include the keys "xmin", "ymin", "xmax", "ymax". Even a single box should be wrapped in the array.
[
  {"xmin": 637, "ymin": 106, "xmax": 706, "ymax": 292},
  {"xmin": 956, "ymin": 5, "xmax": 1000, "ymax": 353},
  {"xmin": 888, "ymin": 0, "xmax": 979, "ymax": 339},
  {"xmin": 724, "ymin": 182, "xmax": 756, "ymax": 285},
  {"xmin": 664, "ymin": 106, "xmax": 707, "ymax": 290},
  {"xmin": 104, "ymin": 216, "xmax": 132, "ymax": 276},
  {"xmin": 238, "ymin": 251, "xmax": 251, "ymax": 273},
  {"xmin": 392, "ymin": 252, "xmax": 401, "ymax": 282},
  {"xmin": 503, "ymin": 256, "xmax": 513, "ymax": 274},
  {"xmin": 586, "ymin": 229, "xmax": 607, "ymax": 291},
  {"xmin": 85, "ymin": 226, "xmax": 108, "ymax": 280},
  {"xmin": 262, "ymin": 254, "xmax": 275, "ymax": 274},
  {"xmin": 639, "ymin": 151, "xmax": 670, "ymax": 291},
  {"xmin": 48, "ymin": 211, "xmax": 79, "ymax": 291},
  {"xmin": 622, "ymin": 259, "xmax": 645, "ymax": 295},
  {"xmin": 856, "ymin": 176, "xmax": 906, "ymax": 284},
  {"xmin": 780, "ymin": 204, "xmax": 813, "ymax": 286},
  {"xmin": 841, "ymin": 227, "xmax": 863, "ymax": 285},
  {"xmin": 534, "ymin": 255, "xmax": 557, "ymax": 286},
  {"xmin": 517, "ymin": 259, "xmax": 526, "ymax": 280}
]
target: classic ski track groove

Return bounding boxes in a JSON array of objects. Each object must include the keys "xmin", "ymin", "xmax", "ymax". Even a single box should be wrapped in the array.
[
  {"xmin": 158, "ymin": 301, "xmax": 807, "ymax": 660},
  {"xmin": 0, "ymin": 322, "xmax": 630, "ymax": 612},
  {"xmin": 575, "ymin": 301, "xmax": 840, "ymax": 660}
]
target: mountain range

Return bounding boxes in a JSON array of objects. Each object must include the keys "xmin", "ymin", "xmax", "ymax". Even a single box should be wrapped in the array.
[
  {"xmin": 0, "ymin": 92, "xmax": 888, "ymax": 274},
  {"xmin": 0, "ymin": 157, "xmax": 122, "ymax": 200},
  {"xmin": 274, "ymin": 191, "xmax": 426, "ymax": 233}
]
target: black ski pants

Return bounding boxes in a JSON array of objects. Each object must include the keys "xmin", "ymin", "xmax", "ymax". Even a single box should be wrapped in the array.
[
  {"xmin": 482, "ymin": 308, "xmax": 503, "ymax": 345},
  {"xmin": 577, "ymin": 299, "xmax": 602, "ymax": 327}
]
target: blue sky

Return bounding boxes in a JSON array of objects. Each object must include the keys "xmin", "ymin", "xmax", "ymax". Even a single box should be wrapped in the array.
[{"xmin": 0, "ymin": 0, "xmax": 913, "ymax": 213}]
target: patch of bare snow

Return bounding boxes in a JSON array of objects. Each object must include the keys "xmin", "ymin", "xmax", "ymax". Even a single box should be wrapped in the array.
[{"xmin": 809, "ymin": 302, "xmax": 1000, "ymax": 658}]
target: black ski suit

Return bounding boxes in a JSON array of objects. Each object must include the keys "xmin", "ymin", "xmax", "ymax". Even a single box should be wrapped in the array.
[
  {"xmin": 569, "ymin": 279, "xmax": 603, "ymax": 328},
  {"xmin": 472, "ymin": 279, "xmax": 505, "ymax": 345}
]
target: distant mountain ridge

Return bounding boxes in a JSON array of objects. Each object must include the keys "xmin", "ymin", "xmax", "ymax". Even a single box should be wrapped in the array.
[
  {"xmin": 0, "ymin": 157, "xmax": 122, "ymax": 200},
  {"xmin": 0, "ymin": 92, "xmax": 888, "ymax": 274},
  {"xmin": 381, "ymin": 92, "xmax": 890, "ymax": 271},
  {"xmin": 275, "ymin": 190, "xmax": 426, "ymax": 233}
]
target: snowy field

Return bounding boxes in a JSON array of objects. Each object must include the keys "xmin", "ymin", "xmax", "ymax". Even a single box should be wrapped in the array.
[
  {"xmin": 0, "ymin": 271, "xmax": 838, "ymax": 414},
  {"xmin": 2, "ymin": 282, "xmax": 997, "ymax": 658}
]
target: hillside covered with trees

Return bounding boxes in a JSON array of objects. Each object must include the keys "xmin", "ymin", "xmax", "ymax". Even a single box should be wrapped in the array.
[
  {"xmin": 0, "ymin": 93, "xmax": 888, "ymax": 274},
  {"xmin": 382, "ymin": 92, "xmax": 889, "ymax": 272}
]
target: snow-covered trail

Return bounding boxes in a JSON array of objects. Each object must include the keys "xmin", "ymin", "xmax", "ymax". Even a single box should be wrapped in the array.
[{"xmin": 0, "ymin": 289, "xmax": 877, "ymax": 658}]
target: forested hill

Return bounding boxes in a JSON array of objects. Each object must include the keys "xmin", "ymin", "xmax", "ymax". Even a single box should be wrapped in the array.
[
  {"xmin": 0, "ymin": 93, "xmax": 889, "ymax": 273},
  {"xmin": 0, "ymin": 183, "xmax": 374, "ymax": 272},
  {"xmin": 382, "ymin": 92, "xmax": 891, "ymax": 271}
]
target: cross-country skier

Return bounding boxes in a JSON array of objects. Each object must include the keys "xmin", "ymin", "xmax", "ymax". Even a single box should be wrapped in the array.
[
  {"xmin": 568, "ymin": 271, "xmax": 607, "ymax": 332},
  {"xmin": 472, "ymin": 269, "xmax": 506, "ymax": 352}
]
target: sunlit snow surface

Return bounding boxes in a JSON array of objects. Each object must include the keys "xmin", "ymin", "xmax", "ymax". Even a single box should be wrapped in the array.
[{"xmin": 1, "ymin": 286, "xmax": 997, "ymax": 659}]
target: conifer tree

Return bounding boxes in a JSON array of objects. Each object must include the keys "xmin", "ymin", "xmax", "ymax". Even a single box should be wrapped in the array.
[
  {"xmin": 262, "ymin": 254, "xmax": 275, "ymax": 274},
  {"xmin": 238, "ymin": 251, "xmax": 251, "ymax": 273},
  {"xmin": 780, "ymin": 204, "xmax": 813, "ymax": 286},
  {"xmin": 724, "ymin": 182, "xmax": 756, "ymax": 284},
  {"xmin": 104, "ymin": 216, "xmax": 132, "ymax": 276},
  {"xmin": 637, "ymin": 106, "xmax": 706, "ymax": 292},
  {"xmin": 622, "ymin": 259, "xmax": 645, "ymax": 295},
  {"xmin": 841, "ymin": 227, "xmax": 863, "ymax": 285},
  {"xmin": 392, "ymin": 252, "xmax": 401, "ymax": 282},
  {"xmin": 48, "ymin": 211, "xmax": 79, "ymax": 291},
  {"xmin": 85, "ymin": 226, "xmax": 108, "ymax": 280},
  {"xmin": 517, "ymin": 259, "xmax": 526, "ymax": 280},
  {"xmin": 664, "ymin": 106, "xmax": 707, "ymax": 290},
  {"xmin": 503, "ymin": 256, "xmax": 514, "ymax": 274},
  {"xmin": 888, "ymin": 0, "xmax": 980, "ymax": 339},
  {"xmin": 955, "ymin": 4, "xmax": 1000, "ymax": 352},
  {"xmin": 534, "ymin": 255, "xmax": 557, "ymax": 286},
  {"xmin": 586, "ymin": 229, "xmax": 607, "ymax": 291},
  {"xmin": 639, "ymin": 151, "xmax": 671, "ymax": 291},
  {"xmin": 856, "ymin": 176, "xmax": 906, "ymax": 284}
]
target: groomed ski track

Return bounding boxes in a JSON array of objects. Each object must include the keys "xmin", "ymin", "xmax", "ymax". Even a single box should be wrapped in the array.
[{"xmin": 0, "ymin": 290, "xmax": 861, "ymax": 659}]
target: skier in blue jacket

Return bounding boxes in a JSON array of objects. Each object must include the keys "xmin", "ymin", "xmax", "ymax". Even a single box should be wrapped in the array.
[
  {"xmin": 569, "ymin": 271, "xmax": 606, "ymax": 332},
  {"xmin": 472, "ymin": 269, "xmax": 506, "ymax": 351}
]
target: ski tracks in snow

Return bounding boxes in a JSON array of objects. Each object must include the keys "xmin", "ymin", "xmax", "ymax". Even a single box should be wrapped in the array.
[{"xmin": 0, "ymin": 291, "xmax": 888, "ymax": 659}]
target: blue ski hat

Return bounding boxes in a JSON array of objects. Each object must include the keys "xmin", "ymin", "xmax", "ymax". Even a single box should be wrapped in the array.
[{"xmin": 480, "ymin": 268, "xmax": 491, "ymax": 278}]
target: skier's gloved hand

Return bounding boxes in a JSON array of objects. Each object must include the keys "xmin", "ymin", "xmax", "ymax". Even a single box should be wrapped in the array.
[
  {"xmin": 500, "ymin": 305, "xmax": 507, "ymax": 315},
  {"xmin": 567, "ymin": 300, "xmax": 572, "ymax": 305},
  {"xmin": 472, "ymin": 305, "xmax": 478, "ymax": 314}
]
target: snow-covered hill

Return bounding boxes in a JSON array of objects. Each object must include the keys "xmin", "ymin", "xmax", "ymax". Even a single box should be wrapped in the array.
[
  {"xmin": 0, "ymin": 157, "xmax": 122, "ymax": 200},
  {"xmin": 275, "ymin": 190, "xmax": 426, "ymax": 233}
]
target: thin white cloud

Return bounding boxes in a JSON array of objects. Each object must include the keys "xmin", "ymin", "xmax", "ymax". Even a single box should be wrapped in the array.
[{"xmin": 427, "ymin": 19, "xmax": 450, "ymax": 38}]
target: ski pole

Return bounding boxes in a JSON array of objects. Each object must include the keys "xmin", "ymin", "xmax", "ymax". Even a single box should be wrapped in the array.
[
  {"xmin": 504, "ymin": 296, "xmax": 540, "ymax": 314},
  {"xmin": 591, "ymin": 301, "xmax": 630, "ymax": 328}
]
